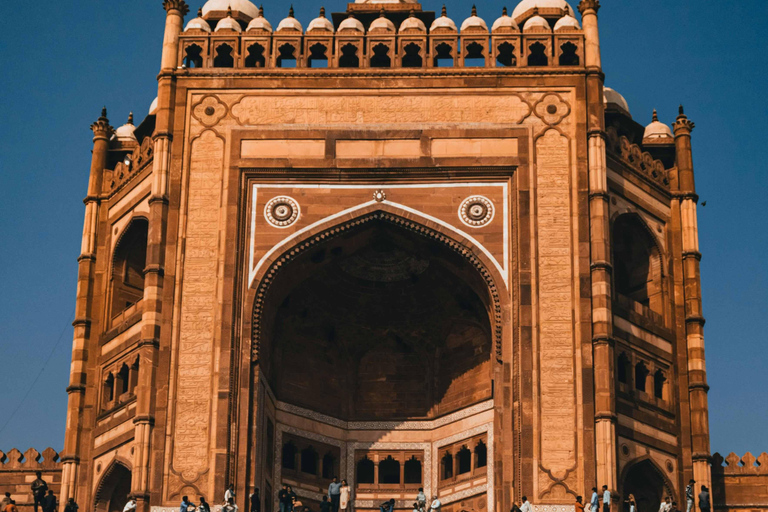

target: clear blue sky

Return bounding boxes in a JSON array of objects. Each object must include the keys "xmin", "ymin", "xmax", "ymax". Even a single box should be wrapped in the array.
[{"xmin": 0, "ymin": 1, "xmax": 766, "ymax": 458}]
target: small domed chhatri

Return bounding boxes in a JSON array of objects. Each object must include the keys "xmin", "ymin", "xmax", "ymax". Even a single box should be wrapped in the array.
[
  {"xmin": 246, "ymin": 6, "xmax": 272, "ymax": 32},
  {"xmin": 338, "ymin": 13, "xmax": 365, "ymax": 33},
  {"xmin": 523, "ymin": 9, "xmax": 550, "ymax": 32},
  {"xmin": 399, "ymin": 10, "xmax": 427, "ymax": 32},
  {"xmin": 460, "ymin": 5, "xmax": 488, "ymax": 32},
  {"xmin": 370, "ymin": 10, "xmax": 396, "ymax": 32},
  {"xmin": 202, "ymin": 0, "xmax": 260, "ymax": 21},
  {"xmin": 553, "ymin": 11, "xmax": 580, "ymax": 31},
  {"xmin": 604, "ymin": 86, "xmax": 632, "ymax": 117},
  {"xmin": 114, "ymin": 113, "xmax": 136, "ymax": 143},
  {"xmin": 307, "ymin": 7, "xmax": 334, "ymax": 32},
  {"xmin": 492, "ymin": 7, "xmax": 520, "ymax": 32},
  {"xmin": 512, "ymin": 0, "xmax": 574, "ymax": 25},
  {"xmin": 276, "ymin": 6, "xmax": 303, "ymax": 32},
  {"xmin": 185, "ymin": 8, "xmax": 212, "ymax": 32},
  {"xmin": 430, "ymin": 5, "xmax": 457, "ymax": 32},
  {"xmin": 214, "ymin": 7, "xmax": 243, "ymax": 32},
  {"xmin": 644, "ymin": 110, "xmax": 673, "ymax": 140}
]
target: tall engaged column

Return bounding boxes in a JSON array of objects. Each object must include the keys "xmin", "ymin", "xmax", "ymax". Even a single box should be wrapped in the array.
[
  {"xmin": 673, "ymin": 107, "xmax": 712, "ymax": 495},
  {"xmin": 60, "ymin": 108, "xmax": 113, "ymax": 510},
  {"xmin": 579, "ymin": 0, "xmax": 617, "ymax": 493},
  {"xmin": 131, "ymin": 2, "xmax": 188, "ymax": 510}
]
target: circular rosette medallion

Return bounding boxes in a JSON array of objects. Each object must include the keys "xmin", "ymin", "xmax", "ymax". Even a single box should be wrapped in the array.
[
  {"xmin": 264, "ymin": 196, "xmax": 300, "ymax": 228},
  {"xmin": 459, "ymin": 196, "xmax": 495, "ymax": 228}
]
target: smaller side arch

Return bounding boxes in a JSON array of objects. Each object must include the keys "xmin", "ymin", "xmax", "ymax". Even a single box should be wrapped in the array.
[{"xmin": 93, "ymin": 458, "xmax": 133, "ymax": 512}]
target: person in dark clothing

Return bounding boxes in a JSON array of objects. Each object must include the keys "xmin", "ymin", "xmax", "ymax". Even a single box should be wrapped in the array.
[
  {"xmin": 249, "ymin": 489, "xmax": 260, "ymax": 512},
  {"xmin": 199, "ymin": 497, "xmax": 211, "ymax": 512},
  {"xmin": 380, "ymin": 499, "xmax": 395, "ymax": 512},
  {"xmin": 278, "ymin": 486, "xmax": 291, "ymax": 512},
  {"xmin": 63, "ymin": 498, "xmax": 79, "ymax": 512},
  {"xmin": 42, "ymin": 491, "xmax": 57, "ymax": 512},
  {"xmin": 698, "ymin": 486, "xmax": 710, "ymax": 512},
  {"xmin": 31, "ymin": 471, "xmax": 48, "ymax": 512},
  {"xmin": 320, "ymin": 496, "xmax": 332, "ymax": 512}
]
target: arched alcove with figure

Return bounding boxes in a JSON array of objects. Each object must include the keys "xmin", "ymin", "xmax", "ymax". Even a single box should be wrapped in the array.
[
  {"xmin": 621, "ymin": 459, "xmax": 675, "ymax": 512},
  {"xmin": 93, "ymin": 460, "xmax": 132, "ymax": 512}
]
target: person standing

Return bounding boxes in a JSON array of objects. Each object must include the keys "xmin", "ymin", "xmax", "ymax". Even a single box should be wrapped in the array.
[
  {"xmin": 431, "ymin": 495, "xmax": 442, "ymax": 512},
  {"xmin": 286, "ymin": 487, "xmax": 297, "ymax": 512},
  {"xmin": 42, "ymin": 491, "xmax": 57, "ymax": 512},
  {"xmin": 339, "ymin": 480, "xmax": 350, "ymax": 512},
  {"xmin": 320, "ymin": 496, "xmax": 332, "ymax": 512},
  {"xmin": 180, "ymin": 496, "xmax": 196, "ymax": 512},
  {"xmin": 602, "ymin": 486, "xmax": 611, "ymax": 512},
  {"xmin": 575, "ymin": 496, "xmax": 585, "ymax": 512},
  {"xmin": 63, "ymin": 499, "xmax": 79, "ymax": 512},
  {"xmin": 123, "ymin": 496, "xmax": 137, "ymax": 512},
  {"xmin": 1, "ymin": 494, "xmax": 12, "ymax": 512},
  {"xmin": 278, "ymin": 486, "xmax": 291, "ymax": 512},
  {"xmin": 698, "ymin": 486, "xmax": 710, "ymax": 512},
  {"xmin": 31, "ymin": 471, "xmax": 49, "ymax": 512},
  {"xmin": 249, "ymin": 489, "xmax": 260, "ymax": 512},
  {"xmin": 625, "ymin": 494, "xmax": 636, "ymax": 512},
  {"xmin": 511, "ymin": 502, "xmax": 522, "ymax": 512},
  {"xmin": 199, "ymin": 497, "xmax": 211, "ymax": 512},
  {"xmin": 686, "ymin": 480, "xmax": 696, "ymax": 512},
  {"xmin": 520, "ymin": 497, "xmax": 532, "ymax": 512},
  {"xmin": 225, "ymin": 486, "xmax": 236, "ymax": 505},
  {"xmin": 416, "ymin": 489, "xmax": 427, "ymax": 512},
  {"xmin": 328, "ymin": 477, "xmax": 342, "ymax": 512},
  {"xmin": 590, "ymin": 488, "xmax": 599, "ymax": 512}
]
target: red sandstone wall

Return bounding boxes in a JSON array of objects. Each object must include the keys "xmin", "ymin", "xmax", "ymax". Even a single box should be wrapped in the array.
[
  {"xmin": 0, "ymin": 449, "xmax": 62, "ymax": 512},
  {"xmin": 712, "ymin": 452, "xmax": 768, "ymax": 512}
]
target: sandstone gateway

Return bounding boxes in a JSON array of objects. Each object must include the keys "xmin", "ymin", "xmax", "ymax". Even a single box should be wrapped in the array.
[{"xmin": 2, "ymin": 1, "xmax": 767, "ymax": 512}]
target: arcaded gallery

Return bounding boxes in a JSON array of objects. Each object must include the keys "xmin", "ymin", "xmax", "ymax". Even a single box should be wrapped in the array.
[{"xmin": 39, "ymin": 1, "xmax": 733, "ymax": 512}]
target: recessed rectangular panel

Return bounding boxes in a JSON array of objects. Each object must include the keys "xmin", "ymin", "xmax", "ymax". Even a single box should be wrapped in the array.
[
  {"xmin": 336, "ymin": 139, "xmax": 422, "ymax": 158},
  {"xmin": 431, "ymin": 138, "xmax": 518, "ymax": 158},
  {"xmin": 241, "ymin": 139, "xmax": 326, "ymax": 158}
]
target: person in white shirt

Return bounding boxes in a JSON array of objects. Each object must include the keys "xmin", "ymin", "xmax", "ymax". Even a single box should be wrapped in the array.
[
  {"xmin": 225, "ymin": 485, "xmax": 236, "ymax": 504},
  {"xmin": 521, "ymin": 497, "xmax": 532, "ymax": 512},
  {"xmin": 430, "ymin": 496, "xmax": 442, "ymax": 512},
  {"xmin": 123, "ymin": 498, "xmax": 137, "ymax": 512},
  {"xmin": 602, "ymin": 486, "xmax": 611, "ymax": 512},
  {"xmin": 223, "ymin": 498, "xmax": 238, "ymax": 512},
  {"xmin": 590, "ymin": 488, "xmax": 599, "ymax": 512}
]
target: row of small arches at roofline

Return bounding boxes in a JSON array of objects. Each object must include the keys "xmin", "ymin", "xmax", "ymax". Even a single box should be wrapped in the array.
[
  {"xmin": 182, "ymin": 38, "xmax": 581, "ymax": 69},
  {"xmin": 184, "ymin": 1, "xmax": 582, "ymax": 36}
]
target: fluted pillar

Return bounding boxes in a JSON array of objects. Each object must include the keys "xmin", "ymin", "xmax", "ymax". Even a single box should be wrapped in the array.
[
  {"xmin": 673, "ymin": 107, "xmax": 712, "ymax": 495},
  {"xmin": 60, "ymin": 108, "xmax": 113, "ymax": 511},
  {"xmin": 131, "ymin": 3, "xmax": 187, "ymax": 511},
  {"xmin": 579, "ymin": 0, "xmax": 617, "ymax": 493}
]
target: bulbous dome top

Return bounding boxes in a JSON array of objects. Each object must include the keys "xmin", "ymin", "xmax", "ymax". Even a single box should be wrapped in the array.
[
  {"xmin": 491, "ymin": 7, "xmax": 520, "ymax": 32},
  {"xmin": 644, "ymin": 110, "xmax": 673, "ymax": 139},
  {"xmin": 460, "ymin": 5, "xmax": 488, "ymax": 32},
  {"xmin": 246, "ymin": 7, "xmax": 272, "ymax": 32},
  {"xmin": 604, "ymin": 87, "xmax": 631, "ymax": 117},
  {"xmin": 553, "ymin": 13, "xmax": 580, "ymax": 31},
  {"xmin": 149, "ymin": 97, "xmax": 159, "ymax": 115},
  {"xmin": 430, "ymin": 6, "xmax": 457, "ymax": 32},
  {"xmin": 400, "ymin": 12, "xmax": 427, "ymax": 32},
  {"xmin": 115, "ymin": 113, "xmax": 137, "ymax": 142},
  {"xmin": 276, "ymin": 7, "xmax": 303, "ymax": 32},
  {"xmin": 370, "ymin": 12, "xmax": 396, "ymax": 32},
  {"xmin": 523, "ymin": 14, "xmax": 550, "ymax": 32},
  {"xmin": 185, "ymin": 9, "xmax": 212, "ymax": 32},
  {"xmin": 338, "ymin": 14, "xmax": 365, "ymax": 32},
  {"xmin": 512, "ymin": 0, "xmax": 574, "ymax": 23},
  {"xmin": 215, "ymin": 10, "xmax": 243, "ymax": 32},
  {"xmin": 202, "ymin": 0, "xmax": 260, "ymax": 20},
  {"xmin": 307, "ymin": 7, "xmax": 334, "ymax": 32}
]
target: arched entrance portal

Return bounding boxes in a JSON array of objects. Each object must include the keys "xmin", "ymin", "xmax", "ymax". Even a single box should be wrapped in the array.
[
  {"xmin": 94, "ymin": 461, "xmax": 132, "ymax": 512},
  {"xmin": 622, "ymin": 459, "xmax": 674, "ymax": 512},
  {"xmin": 253, "ymin": 214, "xmax": 500, "ymax": 512}
]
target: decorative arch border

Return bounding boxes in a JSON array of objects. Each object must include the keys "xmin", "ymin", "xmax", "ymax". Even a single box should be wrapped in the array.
[
  {"xmin": 93, "ymin": 457, "xmax": 132, "ymax": 510},
  {"xmin": 248, "ymin": 209, "xmax": 506, "ymax": 364},
  {"xmin": 618, "ymin": 455, "xmax": 676, "ymax": 500}
]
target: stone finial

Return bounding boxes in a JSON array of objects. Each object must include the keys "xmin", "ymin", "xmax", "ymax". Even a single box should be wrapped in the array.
[
  {"xmin": 91, "ymin": 107, "xmax": 114, "ymax": 135},
  {"xmin": 379, "ymin": 8, "xmax": 385, "ymax": 17},
  {"xmin": 259, "ymin": 5, "xmax": 264, "ymax": 17},
  {"xmin": 101, "ymin": 106, "xmax": 108, "ymax": 120},
  {"xmin": 472, "ymin": 4, "xmax": 478, "ymax": 16},
  {"xmin": 409, "ymin": 8, "xmax": 416, "ymax": 17},
  {"xmin": 128, "ymin": 112, "xmax": 134, "ymax": 125},
  {"xmin": 652, "ymin": 109, "xmax": 658, "ymax": 122},
  {"xmin": 502, "ymin": 6, "xmax": 508, "ymax": 16},
  {"xmin": 319, "ymin": 6, "xmax": 325, "ymax": 18},
  {"xmin": 197, "ymin": 7, "xmax": 203, "ymax": 17},
  {"xmin": 679, "ymin": 105, "xmax": 685, "ymax": 116},
  {"xmin": 227, "ymin": 5, "xmax": 232, "ymax": 17},
  {"xmin": 533, "ymin": 6, "xmax": 539, "ymax": 15},
  {"xmin": 674, "ymin": 104, "xmax": 695, "ymax": 133},
  {"xmin": 289, "ymin": 5, "xmax": 294, "ymax": 18},
  {"xmin": 441, "ymin": 5, "xmax": 447, "ymax": 17}
]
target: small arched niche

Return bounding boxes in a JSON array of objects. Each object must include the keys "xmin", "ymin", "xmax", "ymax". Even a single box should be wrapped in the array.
[{"xmin": 110, "ymin": 218, "xmax": 148, "ymax": 320}]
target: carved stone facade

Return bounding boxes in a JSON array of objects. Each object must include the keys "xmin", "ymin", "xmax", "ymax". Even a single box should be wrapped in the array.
[{"xmin": 7, "ymin": 2, "xmax": 761, "ymax": 512}]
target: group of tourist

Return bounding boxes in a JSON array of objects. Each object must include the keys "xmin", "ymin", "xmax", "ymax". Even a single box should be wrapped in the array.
[{"xmin": 0, "ymin": 472, "xmax": 79, "ymax": 512}]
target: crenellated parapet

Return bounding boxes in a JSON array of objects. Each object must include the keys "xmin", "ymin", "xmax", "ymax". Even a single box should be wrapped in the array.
[
  {"xmin": 0, "ymin": 449, "xmax": 62, "ymax": 511},
  {"xmin": 606, "ymin": 126, "xmax": 670, "ymax": 189},
  {"xmin": 711, "ymin": 452, "xmax": 768, "ymax": 512},
  {"xmin": 711, "ymin": 452, "xmax": 768, "ymax": 475}
]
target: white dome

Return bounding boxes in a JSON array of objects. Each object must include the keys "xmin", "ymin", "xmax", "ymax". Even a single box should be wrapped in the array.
[
  {"xmin": 644, "ymin": 110, "xmax": 673, "ymax": 139},
  {"xmin": 202, "ymin": 0, "xmax": 260, "ymax": 20},
  {"xmin": 492, "ymin": 8, "xmax": 520, "ymax": 32},
  {"xmin": 523, "ymin": 15, "xmax": 550, "ymax": 31},
  {"xmin": 370, "ymin": 15, "xmax": 396, "ymax": 32},
  {"xmin": 246, "ymin": 8, "xmax": 272, "ymax": 32},
  {"xmin": 460, "ymin": 6, "xmax": 488, "ymax": 32},
  {"xmin": 338, "ymin": 15, "xmax": 365, "ymax": 32},
  {"xmin": 430, "ymin": 6, "xmax": 457, "ymax": 31},
  {"xmin": 604, "ymin": 87, "xmax": 631, "ymax": 116},
  {"xmin": 185, "ymin": 10, "xmax": 212, "ymax": 32},
  {"xmin": 554, "ymin": 13, "xmax": 580, "ymax": 31},
  {"xmin": 277, "ymin": 8, "xmax": 303, "ymax": 32},
  {"xmin": 215, "ymin": 14, "xmax": 242, "ymax": 32},
  {"xmin": 149, "ymin": 97, "xmax": 158, "ymax": 115},
  {"xmin": 308, "ymin": 8, "xmax": 334, "ymax": 32},
  {"xmin": 512, "ymin": 0, "xmax": 574, "ymax": 22},
  {"xmin": 115, "ymin": 114, "xmax": 136, "ymax": 142},
  {"xmin": 400, "ymin": 14, "xmax": 427, "ymax": 32}
]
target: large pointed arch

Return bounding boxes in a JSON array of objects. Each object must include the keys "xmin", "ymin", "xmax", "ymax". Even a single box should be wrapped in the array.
[{"xmin": 93, "ymin": 458, "xmax": 132, "ymax": 512}]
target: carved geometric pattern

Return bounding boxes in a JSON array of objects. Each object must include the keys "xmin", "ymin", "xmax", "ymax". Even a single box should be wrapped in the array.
[
  {"xmin": 533, "ymin": 93, "xmax": 571, "ymax": 126},
  {"xmin": 264, "ymin": 196, "xmax": 300, "ymax": 228},
  {"xmin": 459, "ymin": 196, "xmax": 495, "ymax": 228},
  {"xmin": 251, "ymin": 211, "xmax": 504, "ymax": 363},
  {"xmin": 192, "ymin": 96, "xmax": 228, "ymax": 127}
]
